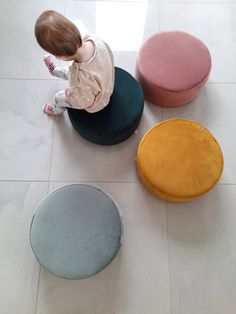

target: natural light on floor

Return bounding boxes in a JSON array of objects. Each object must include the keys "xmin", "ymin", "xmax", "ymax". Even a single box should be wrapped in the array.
[{"xmin": 95, "ymin": 2, "xmax": 149, "ymax": 51}]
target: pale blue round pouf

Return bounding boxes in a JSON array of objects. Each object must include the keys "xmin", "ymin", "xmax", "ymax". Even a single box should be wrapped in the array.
[{"xmin": 30, "ymin": 184, "xmax": 123, "ymax": 279}]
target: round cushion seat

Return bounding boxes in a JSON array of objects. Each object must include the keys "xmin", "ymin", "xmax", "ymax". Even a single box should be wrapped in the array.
[
  {"xmin": 136, "ymin": 119, "xmax": 223, "ymax": 202},
  {"xmin": 136, "ymin": 31, "xmax": 211, "ymax": 107},
  {"xmin": 30, "ymin": 184, "xmax": 123, "ymax": 279},
  {"xmin": 68, "ymin": 67, "xmax": 144, "ymax": 145}
]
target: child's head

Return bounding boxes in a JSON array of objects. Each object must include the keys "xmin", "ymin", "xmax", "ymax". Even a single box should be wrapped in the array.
[{"xmin": 35, "ymin": 10, "xmax": 82, "ymax": 60}]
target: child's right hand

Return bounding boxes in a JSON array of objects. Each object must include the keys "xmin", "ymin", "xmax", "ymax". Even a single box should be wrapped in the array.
[{"xmin": 43, "ymin": 55, "xmax": 55, "ymax": 75}]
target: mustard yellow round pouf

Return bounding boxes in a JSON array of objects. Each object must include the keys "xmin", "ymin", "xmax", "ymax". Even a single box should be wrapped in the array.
[{"xmin": 136, "ymin": 119, "xmax": 224, "ymax": 202}]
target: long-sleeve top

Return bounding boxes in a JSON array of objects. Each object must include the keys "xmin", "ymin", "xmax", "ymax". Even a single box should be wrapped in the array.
[{"xmin": 65, "ymin": 33, "xmax": 115, "ymax": 113}]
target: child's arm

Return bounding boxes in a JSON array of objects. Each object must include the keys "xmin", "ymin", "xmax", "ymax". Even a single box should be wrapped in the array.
[
  {"xmin": 52, "ymin": 66, "xmax": 69, "ymax": 80},
  {"xmin": 44, "ymin": 55, "xmax": 69, "ymax": 80}
]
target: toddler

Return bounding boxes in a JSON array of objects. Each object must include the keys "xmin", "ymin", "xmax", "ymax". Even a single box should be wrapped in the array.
[{"xmin": 35, "ymin": 10, "xmax": 115, "ymax": 115}]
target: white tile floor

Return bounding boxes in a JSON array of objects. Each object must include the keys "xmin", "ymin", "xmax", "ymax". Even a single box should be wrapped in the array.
[{"xmin": 1, "ymin": 0, "xmax": 236, "ymax": 313}]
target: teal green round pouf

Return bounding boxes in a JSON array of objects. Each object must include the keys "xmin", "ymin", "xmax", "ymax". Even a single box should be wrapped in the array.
[
  {"xmin": 67, "ymin": 67, "xmax": 144, "ymax": 145},
  {"xmin": 30, "ymin": 184, "xmax": 123, "ymax": 279}
]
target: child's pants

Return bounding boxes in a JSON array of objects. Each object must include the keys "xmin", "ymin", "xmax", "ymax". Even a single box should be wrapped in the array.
[{"xmin": 52, "ymin": 66, "xmax": 73, "ymax": 114}]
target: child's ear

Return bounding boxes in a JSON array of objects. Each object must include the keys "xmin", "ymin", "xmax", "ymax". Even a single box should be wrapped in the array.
[{"xmin": 56, "ymin": 56, "xmax": 68, "ymax": 61}]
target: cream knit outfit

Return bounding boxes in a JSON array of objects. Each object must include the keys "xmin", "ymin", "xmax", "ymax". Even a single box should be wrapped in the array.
[{"xmin": 52, "ymin": 34, "xmax": 114, "ymax": 114}]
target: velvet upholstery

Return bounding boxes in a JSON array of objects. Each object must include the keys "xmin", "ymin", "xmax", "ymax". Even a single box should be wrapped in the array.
[
  {"xmin": 136, "ymin": 31, "xmax": 211, "ymax": 107},
  {"xmin": 67, "ymin": 67, "xmax": 144, "ymax": 145},
  {"xmin": 136, "ymin": 119, "xmax": 224, "ymax": 202},
  {"xmin": 30, "ymin": 184, "xmax": 123, "ymax": 279}
]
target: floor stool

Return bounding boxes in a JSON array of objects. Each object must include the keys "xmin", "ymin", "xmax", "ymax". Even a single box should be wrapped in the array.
[
  {"xmin": 136, "ymin": 31, "xmax": 211, "ymax": 107},
  {"xmin": 30, "ymin": 184, "xmax": 123, "ymax": 279},
  {"xmin": 68, "ymin": 67, "xmax": 144, "ymax": 145},
  {"xmin": 136, "ymin": 119, "xmax": 223, "ymax": 202}
]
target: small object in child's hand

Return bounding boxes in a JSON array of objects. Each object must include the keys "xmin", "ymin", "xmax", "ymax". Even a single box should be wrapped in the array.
[{"xmin": 44, "ymin": 54, "xmax": 55, "ymax": 73}]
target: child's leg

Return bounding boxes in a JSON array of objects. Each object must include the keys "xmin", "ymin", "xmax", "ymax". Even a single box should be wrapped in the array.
[
  {"xmin": 44, "ymin": 90, "xmax": 70, "ymax": 115},
  {"xmin": 44, "ymin": 55, "xmax": 69, "ymax": 80}
]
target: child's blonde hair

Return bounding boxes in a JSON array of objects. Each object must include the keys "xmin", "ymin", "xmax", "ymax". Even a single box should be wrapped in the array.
[{"xmin": 35, "ymin": 10, "xmax": 82, "ymax": 57}]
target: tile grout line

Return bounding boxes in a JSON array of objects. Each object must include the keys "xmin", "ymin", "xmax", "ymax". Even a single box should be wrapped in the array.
[
  {"xmin": 48, "ymin": 117, "xmax": 56, "ymax": 182},
  {"xmin": 64, "ymin": 0, "xmax": 68, "ymax": 15},
  {"xmin": 1, "ymin": 77, "xmax": 236, "ymax": 85},
  {"xmin": 0, "ymin": 179, "xmax": 139, "ymax": 183},
  {"xmin": 63, "ymin": 0, "xmax": 236, "ymax": 3},
  {"xmin": 206, "ymin": 81, "xmax": 236, "ymax": 84},
  {"xmin": 157, "ymin": 1, "xmax": 161, "ymax": 32},
  {"xmin": 34, "ymin": 180, "xmax": 50, "ymax": 314},
  {"xmin": 0, "ymin": 179, "xmax": 235, "ymax": 185},
  {"xmin": 157, "ymin": 1, "xmax": 164, "ymax": 123},
  {"xmin": 157, "ymin": 1, "xmax": 236, "ymax": 3},
  {"xmin": 0, "ymin": 78, "xmax": 60, "ymax": 81},
  {"xmin": 165, "ymin": 201, "xmax": 173, "ymax": 314},
  {"xmin": 47, "ymin": 81, "xmax": 59, "ymax": 183},
  {"xmin": 0, "ymin": 180, "xmax": 50, "ymax": 183},
  {"xmin": 34, "ymin": 266, "xmax": 41, "ymax": 314}
]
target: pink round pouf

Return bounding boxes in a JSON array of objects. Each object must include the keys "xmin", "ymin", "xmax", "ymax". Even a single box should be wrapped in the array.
[{"xmin": 136, "ymin": 31, "xmax": 211, "ymax": 107}]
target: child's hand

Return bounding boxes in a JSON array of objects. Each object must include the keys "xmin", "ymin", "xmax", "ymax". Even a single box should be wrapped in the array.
[{"xmin": 43, "ymin": 55, "xmax": 55, "ymax": 75}]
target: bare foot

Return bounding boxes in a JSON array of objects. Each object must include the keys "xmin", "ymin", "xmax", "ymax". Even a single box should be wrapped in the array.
[
  {"xmin": 43, "ymin": 55, "xmax": 55, "ymax": 74},
  {"xmin": 43, "ymin": 104, "xmax": 62, "ymax": 116}
]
